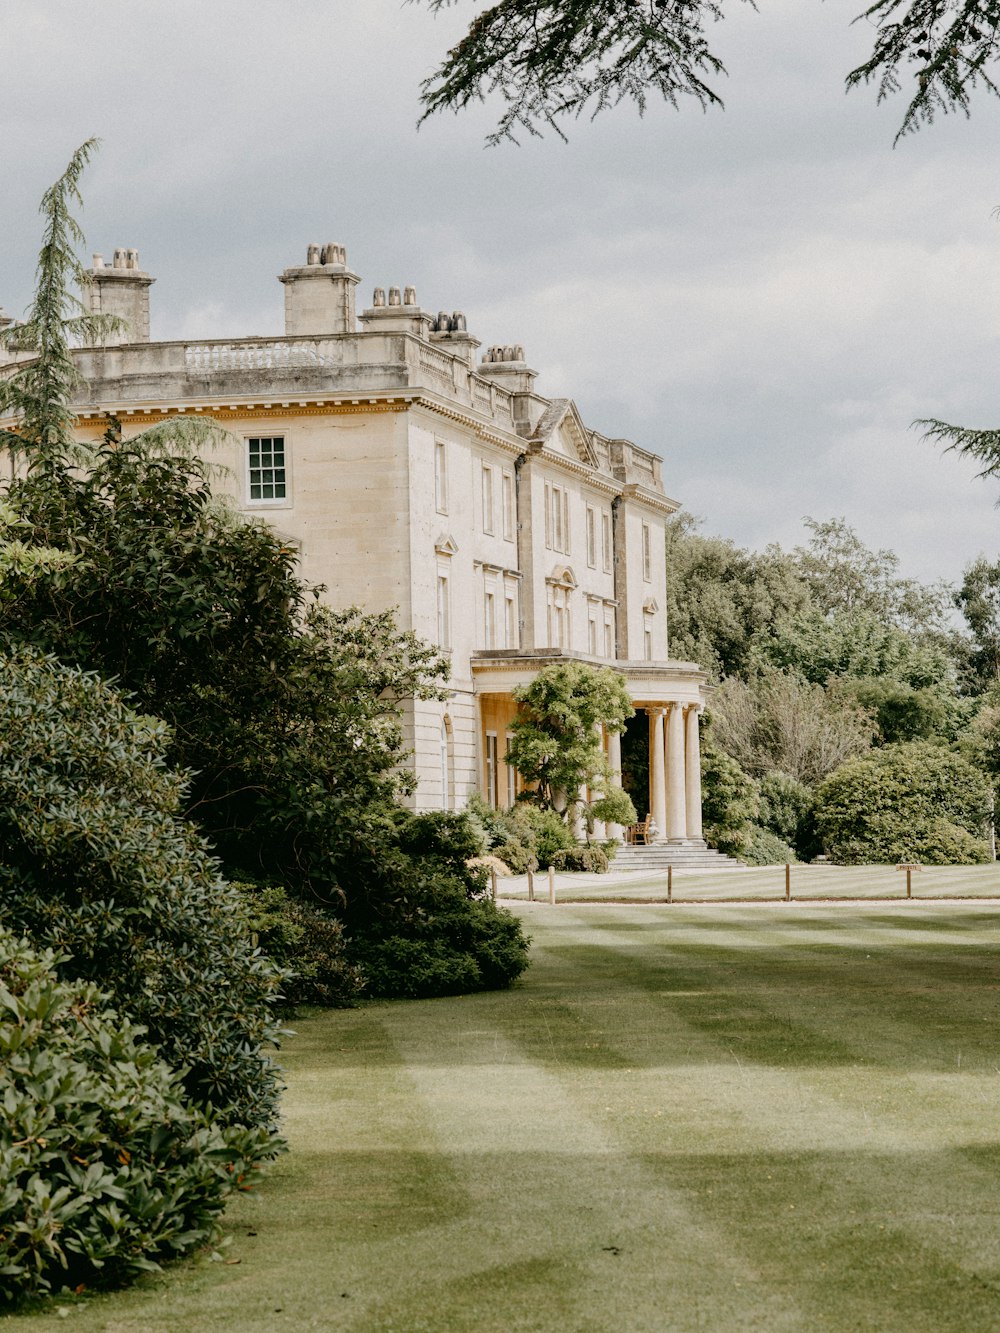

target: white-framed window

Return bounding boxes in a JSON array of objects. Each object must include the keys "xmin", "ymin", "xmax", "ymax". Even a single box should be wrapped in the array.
[
  {"xmin": 547, "ymin": 583, "xmax": 572, "ymax": 649},
  {"xmin": 588, "ymin": 613, "xmax": 598, "ymax": 655},
  {"xmin": 505, "ymin": 592, "xmax": 518, "ymax": 649},
  {"xmin": 440, "ymin": 719, "xmax": 452, "ymax": 811},
  {"xmin": 502, "ymin": 472, "xmax": 514, "ymax": 541},
  {"xmin": 482, "ymin": 464, "xmax": 495, "ymax": 535},
  {"xmin": 644, "ymin": 618, "xmax": 653, "ymax": 661},
  {"xmin": 485, "ymin": 732, "xmax": 499, "ymax": 808},
  {"xmin": 437, "ymin": 573, "xmax": 451, "ymax": 649},
  {"xmin": 505, "ymin": 733, "xmax": 517, "ymax": 806},
  {"xmin": 604, "ymin": 619, "xmax": 614, "ymax": 659},
  {"xmin": 602, "ymin": 511, "xmax": 612, "ymax": 573},
  {"xmin": 484, "ymin": 590, "xmax": 496, "ymax": 649},
  {"xmin": 586, "ymin": 506, "xmax": 597, "ymax": 568},
  {"xmin": 435, "ymin": 440, "xmax": 448, "ymax": 513},
  {"xmin": 544, "ymin": 482, "xmax": 570, "ymax": 554},
  {"xmin": 247, "ymin": 436, "xmax": 286, "ymax": 503},
  {"xmin": 642, "ymin": 523, "xmax": 652, "ymax": 582}
]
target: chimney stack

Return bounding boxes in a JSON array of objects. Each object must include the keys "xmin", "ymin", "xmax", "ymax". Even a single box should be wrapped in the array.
[
  {"xmin": 86, "ymin": 249, "xmax": 154, "ymax": 343},
  {"xmin": 279, "ymin": 242, "xmax": 359, "ymax": 335}
]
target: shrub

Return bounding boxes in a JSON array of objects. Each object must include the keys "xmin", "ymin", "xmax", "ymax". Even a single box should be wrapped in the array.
[
  {"xmin": 742, "ymin": 825, "xmax": 798, "ymax": 866},
  {"xmin": 552, "ymin": 845, "xmax": 610, "ymax": 873},
  {"xmin": 0, "ymin": 932, "xmax": 276, "ymax": 1306},
  {"xmin": 338, "ymin": 810, "xmax": 531, "ymax": 999},
  {"xmin": 235, "ymin": 882, "xmax": 365, "ymax": 1010},
  {"xmin": 0, "ymin": 650, "xmax": 284, "ymax": 1135},
  {"xmin": 465, "ymin": 794, "xmax": 574, "ymax": 869},
  {"xmin": 816, "ymin": 741, "xmax": 992, "ymax": 864},
  {"xmin": 757, "ymin": 771, "xmax": 821, "ymax": 860}
]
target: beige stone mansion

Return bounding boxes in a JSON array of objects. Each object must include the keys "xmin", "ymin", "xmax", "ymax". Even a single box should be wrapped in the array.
[{"xmin": 0, "ymin": 242, "xmax": 708, "ymax": 845}]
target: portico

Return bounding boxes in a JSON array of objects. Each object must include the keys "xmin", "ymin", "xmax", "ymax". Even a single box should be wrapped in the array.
[{"xmin": 471, "ymin": 650, "xmax": 707, "ymax": 843}]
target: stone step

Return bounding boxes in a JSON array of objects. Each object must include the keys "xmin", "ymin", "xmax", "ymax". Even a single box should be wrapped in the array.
[{"xmin": 611, "ymin": 845, "xmax": 744, "ymax": 871}]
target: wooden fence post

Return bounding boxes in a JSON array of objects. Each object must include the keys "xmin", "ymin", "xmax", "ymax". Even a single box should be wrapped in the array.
[
  {"xmin": 785, "ymin": 863, "xmax": 791, "ymax": 901},
  {"xmin": 490, "ymin": 867, "xmax": 497, "ymax": 901},
  {"xmin": 527, "ymin": 869, "xmax": 535, "ymax": 902},
  {"xmin": 548, "ymin": 866, "xmax": 556, "ymax": 906},
  {"xmin": 668, "ymin": 864, "xmax": 673, "ymax": 903}
]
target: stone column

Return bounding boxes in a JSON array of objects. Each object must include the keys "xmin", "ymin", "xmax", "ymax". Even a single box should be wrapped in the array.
[
  {"xmin": 666, "ymin": 702, "xmax": 687, "ymax": 842},
  {"xmin": 607, "ymin": 727, "xmax": 624, "ymax": 842},
  {"xmin": 685, "ymin": 706, "xmax": 704, "ymax": 843},
  {"xmin": 649, "ymin": 708, "xmax": 667, "ymax": 841}
]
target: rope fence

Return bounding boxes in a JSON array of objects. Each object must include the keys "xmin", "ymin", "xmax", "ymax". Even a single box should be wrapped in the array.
[{"xmin": 497, "ymin": 861, "xmax": 1000, "ymax": 906}]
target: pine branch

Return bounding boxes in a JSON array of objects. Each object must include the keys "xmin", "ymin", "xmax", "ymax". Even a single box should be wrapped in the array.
[{"xmin": 917, "ymin": 416, "xmax": 1000, "ymax": 491}]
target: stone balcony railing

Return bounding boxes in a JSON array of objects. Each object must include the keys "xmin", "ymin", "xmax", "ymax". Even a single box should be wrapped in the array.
[{"xmin": 1, "ymin": 331, "xmax": 516, "ymax": 429}]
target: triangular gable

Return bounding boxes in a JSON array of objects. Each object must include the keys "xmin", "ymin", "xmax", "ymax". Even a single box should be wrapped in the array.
[
  {"xmin": 532, "ymin": 398, "xmax": 599, "ymax": 469},
  {"xmin": 435, "ymin": 533, "xmax": 460, "ymax": 556}
]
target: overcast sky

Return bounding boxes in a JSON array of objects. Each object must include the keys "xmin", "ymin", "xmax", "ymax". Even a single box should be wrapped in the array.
[{"xmin": 4, "ymin": 0, "xmax": 1000, "ymax": 589}]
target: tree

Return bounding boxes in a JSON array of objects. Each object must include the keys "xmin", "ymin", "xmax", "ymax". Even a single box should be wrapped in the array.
[
  {"xmin": 791, "ymin": 517, "xmax": 950, "ymax": 633},
  {"xmin": 507, "ymin": 661, "xmax": 635, "ymax": 824},
  {"xmin": 664, "ymin": 513, "xmax": 811, "ymax": 681},
  {"xmin": 414, "ymin": 1, "xmax": 1000, "ymax": 143},
  {"xmin": 816, "ymin": 740, "xmax": 992, "ymax": 863},
  {"xmin": 710, "ymin": 668, "xmax": 876, "ymax": 786},
  {"xmin": 1, "ymin": 143, "xmax": 531, "ymax": 1003},
  {"xmin": 954, "ymin": 556, "xmax": 1000, "ymax": 688}
]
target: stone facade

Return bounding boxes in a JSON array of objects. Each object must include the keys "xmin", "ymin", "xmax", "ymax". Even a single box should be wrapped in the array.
[{"xmin": 0, "ymin": 243, "xmax": 709, "ymax": 844}]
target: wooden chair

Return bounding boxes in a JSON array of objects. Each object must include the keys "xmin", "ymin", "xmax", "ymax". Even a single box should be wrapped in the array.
[{"xmin": 629, "ymin": 816, "xmax": 654, "ymax": 845}]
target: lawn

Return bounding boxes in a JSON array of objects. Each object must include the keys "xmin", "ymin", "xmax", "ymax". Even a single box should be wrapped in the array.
[{"xmin": 10, "ymin": 899, "xmax": 1000, "ymax": 1332}]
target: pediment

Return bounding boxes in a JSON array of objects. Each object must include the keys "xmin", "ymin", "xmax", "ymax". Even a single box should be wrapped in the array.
[
  {"xmin": 643, "ymin": 597, "xmax": 659, "ymax": 615},
  {"xmin": 532, "ymin": 398, "xmax": 599, "ymax": 469},
  {"xmin": 548, "ymin": 563, "xmax": 578, "ymax": 589},
  {"xmin": 435, "ymin": 533, "xmax": 459, "ymax": 556}
]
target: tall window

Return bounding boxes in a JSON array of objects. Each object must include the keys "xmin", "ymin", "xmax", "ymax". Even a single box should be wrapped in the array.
[
  {"xmin": 435, "ymin": 440, "xmax": 448, "ymax": 513},
  {"xmin": 482, "ymin": 464, "xmax": 495, "ymax": 534},
  {"xmin": 602, "ymin": 511, "xmax": 612, "ymax": 573},
  {"xmin": 505, "ymin": 593, "xmax": 517, "ymax": 649},
  {"xmin": 547, "ymin": 583, "xmax": 571, "ymax": 649},
  {"xmin": 440, "ymin": 719, "xmax": 451, "ymax": 811},
  {"xmin": 586, "ymin": 507, "xmax": 597, "ymax": 568},
  {"xmin": 604, "ymin": 619, "xmax": 614, "ymax": 659},
  {"xmin": 437, "ymin": 574, "xmax": 451, "ymax": 649},
  {"xmin": 588, "ymin": 613, "xmax": 598, "ymax": 655},
  {"xmin": 505, "ymin": 734, "xmax": 517, "ymax": 806},
  {"xmin": 247, "ymin": 436, "xmax": 286, "ymax": 502},
  {"xmin": 544, "ymin": 482, "xmax": 570, "ymax": 553},
  {"xmin": 485, "ymin": 732, "xmax": 499, "ymax": 808},
  {"xmin": 502, "ymin": 472, "xmax": 514, "ymax": 541},
  {"xmin": 644, "ymin": 617, "xmax": 653, "ymax": 661},
  {"xmin": 484, "ymin": 590, "xmax": 496, "ymax": 649},
  {"xmin": 642, "ymin": 523, "xmax": 652, "ymax": 581}
]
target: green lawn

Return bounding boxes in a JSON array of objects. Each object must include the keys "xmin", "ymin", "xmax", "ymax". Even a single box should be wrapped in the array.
[{"xmin": 10, "ymin": 899, "xmax": 1000, "ymax": 1332}]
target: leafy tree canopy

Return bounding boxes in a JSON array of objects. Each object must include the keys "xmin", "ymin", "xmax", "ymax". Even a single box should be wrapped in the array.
[
  {"xmin": 508, "ymin": 661, "xmax": 635, "ymax": 820},
  {"xmin": 413, "ymin": 0, "xmax": 1000, "ymax": 143}
]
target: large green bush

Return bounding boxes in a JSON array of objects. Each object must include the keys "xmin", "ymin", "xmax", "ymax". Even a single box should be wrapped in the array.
[
  {"xmin": 816, "ymin": 741, "xmax": 992, "ymax": 864},
  {"xmin": 235, "ymin": 882, "xmax": 365, "ymax": 1010},
  {"xmin": 466, "ymin": 794, "xmax": 575, "ymax": 870},
  {"xmin": 341, "ymin": 811, "xmax": 531, "ymax": 998},
  {"xmin": 0, "ymin": 649, "xmax": 284, "ymax": 1133},
  {"xmin": 0, "ymin": 932, "xmax": 273, "ymax": 1306}
]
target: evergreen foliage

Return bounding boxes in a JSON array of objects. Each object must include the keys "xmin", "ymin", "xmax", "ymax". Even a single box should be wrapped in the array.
[
  {"xmin": 415, "ymin": 1, "xmax": 1000, "ymax": 143},
  {"xmin": 816, "ymin": 741, "xmax": 992, "ymax": 864},
  {"xmin": 507, "ymin": 662, "xmax": 635, "ymax": 824},
  {"xmin": 0, "ymin": 931, "xmax": 270, "ymax": 1305},
  {"xmin": 0, "ymin": 649, "xmax": 285, "ymax": 1136}
]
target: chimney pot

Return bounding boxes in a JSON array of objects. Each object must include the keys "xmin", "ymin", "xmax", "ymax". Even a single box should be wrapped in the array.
[
  {"xmin": 306, "ymin": 244, "xmax": 321, "ymax": 266},
  {"xmin": 388, "ymin": 287, "xmax": 401, "ymax": 307},
  {"xmin": 373, "ymin": 287, "xmax": 386, "ymax": 307}
]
